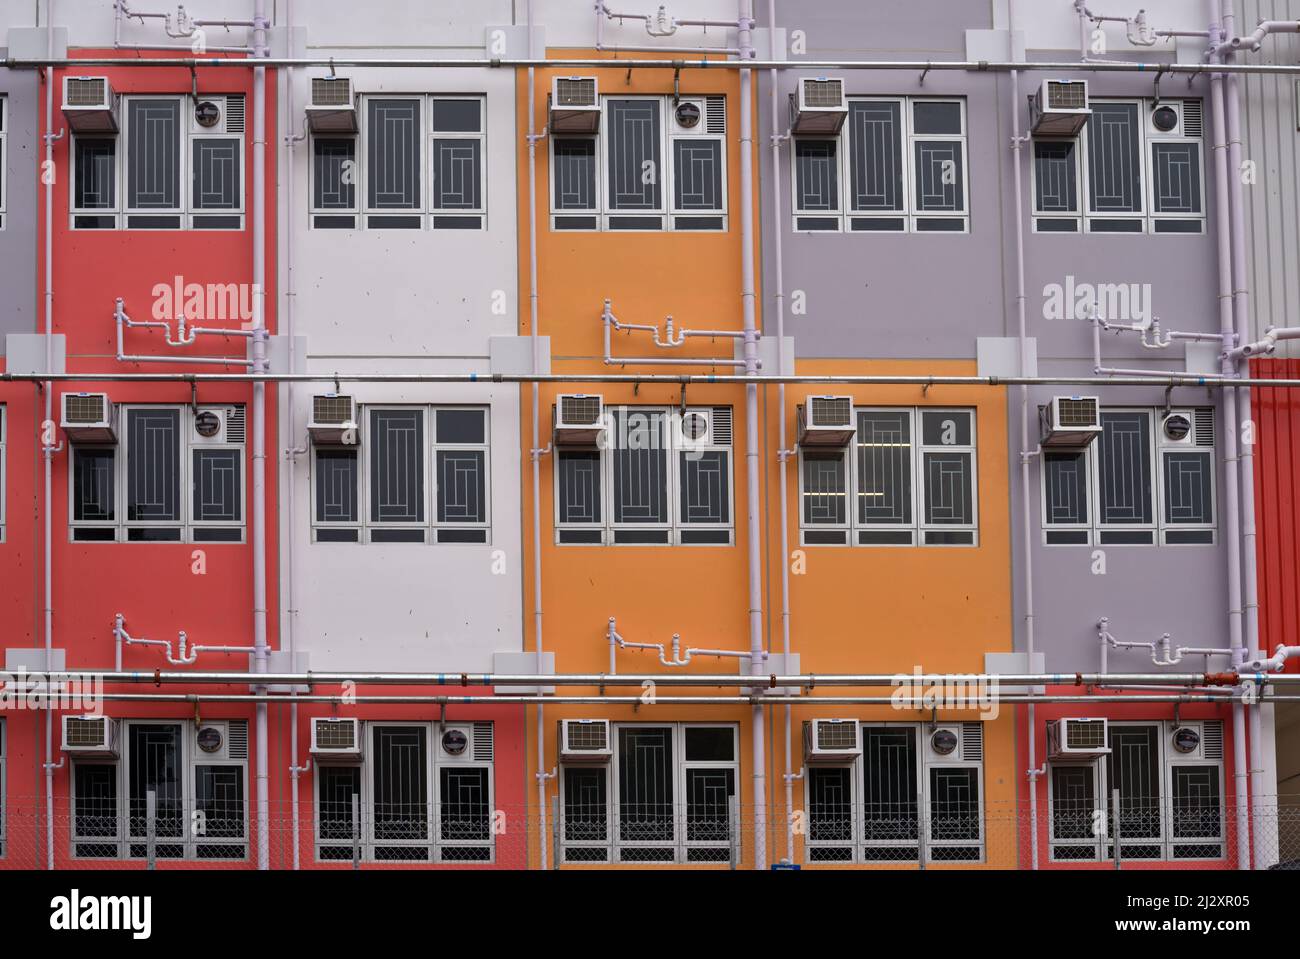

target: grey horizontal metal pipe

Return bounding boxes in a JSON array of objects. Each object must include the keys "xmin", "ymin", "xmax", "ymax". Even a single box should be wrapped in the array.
[
  {"xmin": 9, "ymin": 57, "xmax": 1300, "ymax": 75},
  {"xmin": 21, "ymin": 670, "xmax": 1295, "ymax": 685},
  {"xmin": 6, "ymin": 371, "xmax": 1300, "ymax": 388},
  {"xmin": 25, "ymin": 693, "xmax": 1299, "ymax": 704}
]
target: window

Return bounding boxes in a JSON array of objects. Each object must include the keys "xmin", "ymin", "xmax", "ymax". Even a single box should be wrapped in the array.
[
  {"xmin": 1042, "ymin": 407, "xmax": 1215, "ymax": 546},
  {"xmin": 1049, "ymin": 720, "xmax": 1224, "ymax": 862},
  {"xmin": 311, "ymin": 95, "xmax": 485, "ymax": 230},
  {"xmin": 1033, "ymin": 98, "xmax": 1205, "ymax": 234},
  {"xmin": 555, "ymin": 406, "xmax": 734, "ymax": 545},
  {"xmin": 0, "ymin": 96, "xmax": 7, "ymax": 229},
  {"xmin": 71, "ymin": 94, "xmax": 245, "ymax": 230},
  {"xmin": 68, "ymin": 405, "xmax": 246, "ymax": 543},
  {"xmin": 559, "ymin": 723, "xmax": 737, "ymax": 864},
  {"xmin": 792, "ymin": 97, "xmax": 968, "ymax": 233},
  {"xmin": 71, "ymin": 720, "xmax": 248, "ymax": 860},
  {"xmin": 800, "ymin": 407, "xmax": 977, "ymax": 546},
  {"xmin": 311, "ymin": 405, "xmax": 490, "ymax": 544},
  {"xmin": 551, "ymin": 95, "xmax": 727, "ymax": 232},
  {"xmin": 314, "ymin": 721, "xmax": 494, "ymax": 862},
  {"xmin": 805, "ymin": 722, "xmax": 985, "ymax": 864}
]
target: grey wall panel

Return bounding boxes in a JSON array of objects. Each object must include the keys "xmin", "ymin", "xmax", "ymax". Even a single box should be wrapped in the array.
[{"xmin": 0, "ymin": 62, "xmax": 38, "ymax": 351}]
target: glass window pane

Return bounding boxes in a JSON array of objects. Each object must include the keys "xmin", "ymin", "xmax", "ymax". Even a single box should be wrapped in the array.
[
  {"xmin": 1107, "ymin": 726, "xmax": 1162, "ymax": 840},
  {"xmin": 432, "ymin": 99, "xmax": 481, "ymax": 133},
  {"xmin": 912, "ymin": 101, "xmax": 962, "ymax": 135},
  {"xmin": 314, "ymin": 449, "xmax": 358, "ymax": 523},
  {"xmin": 557, "ymin": 450, "xmax": 601, "ymax": 524},
  {"xmin": 439, "ymin": 767, "xmax": 490, "ymax": 842},
  {"xmin": 128, "ymin": 724, "xmax": 183, "ymax": 839},
  {"xmin": 612, "ymin": 409, "xmax": 668, "ymax": 525},
  {"xmin": 194, "ymin": 765, "xmax": 245, "ymax": 839},
  {"xmin": 684, "ymin": 727, "xmax": 734, "ymax": 762},
  {"xmin": 431, "ymin": 138, "xmax": 481, "ymax": 210},
  {"xmin": 74, "ymin": 764, "xmax": 119, "ymax": 839},
  {"xmin": 607, "ymin": 99, "xmax": 662, "ymax": 211},
  {"xmin": 126, "ymin": 409, "xmax": 180, "ymax": 523},
  {"xmin": 847, "ymin": 101, "xmax": 903, "ymax": 212},
  {"xmin": 436, "ymin": 449, "xmax": 486, "ymax": 524},
  {"xmin": 794, "ymin": 139, "xmax": 838, "ymax": 212},
  {"xmin": 191, "ymin": 139, "xmax": 240, "ymax": 210},
  {"xmin": 1171, "ymin": 766, "xmax": 1222, "ymax": 839},
  {"xmin": 1151, "ymin": 142, "xmax": 1202, "ymax": 214},
  {"xmin": 127, "ymin": 99, "xmax": 181, "ymax": 210},
  {"xmin": 808, "ymin": 766, "xmax": 854, "ymax": 842},
  {"xmin": 74, "ymin": 139, "xmax": 117, "ymax": 210},
  {"xmin": 435, "ymin": 409, "xmax": 485, "ymax": 444},
  {"xmin": 913, "ymin": 140, "xmax": 964, "ymax": 212},
  {"xmin": 922, "ymin": 451, "xmax": 974, "ymax": 526},
  {"xmin": 921, "ymin": 410, "xmax": 971, "ymax": 446},
  {"xmin": 857, "ymin": 411, "xmax": 912, "ymax": 525},
  {"xmin": 672, "ymin": 139, "xmax": 723, "ymax": 211},
  {"xmin": 563, "ymin": 767, "xmax": 607, "ymax": 842},
  {"xmin": 1098, "ymin": 411, "xmax": 1153, "ymax": 525},
  {"xmin": 372, "ymin": 725, "xmax": 428, "ymax": 841},
  {"xmin": 313, "ymin": 138, "xmax": 356, "ymax": 210},
  {"xmin": 684, "ymin": 767, "xmax": 733, "ymax": 843},
  {"xmin": 1163, "ymin": 450, "xmax": 1213, "ymax": 525},
  {"xmin": 1044, "ymin": 451, "xmax": 1088, "ymax": 525},
  {"xmin": 73, "ymin": 448, "xmax": 115, "ymax": 521},
  {"xmin": 802, "ymin": 451, "xmax": 846, "ymax": 525},
  {"xmin": 1034, "ymin": 140, "xmax": 1078, "ymax": 213},
  {"xmin": 929, "ymin": 767, "xmax": 980, "ymax": 842},
  {"xmin": 679, "ymin": 450, "xmax": 729, "ymax": 525},
  {"xmin": 366, "ymin": 99, "xmax": 421, "ymax": 210},
  {"xmin": 368, "ymin": 409, "xmax": 424, "ymax": 524},
  {"xmin": 862, "ymin": 727, "xmax": 918, "ymax": 844},
  {"xmin": 553, "ymin": 138, "xmax": 597, "ymax": 211},
  {"xmin": 1050, "ymin": 764, "xmax": 1095, "ymax": 840},
  {"xmin": 1088, "ymin": 102, "xmax": 1142, "ymax": 213},
  {"xmin": 617, "ymin": 726, "xmax": 673, "ymax": 843},
  {"xmin": 318, "ymin": 765, "xmax": 361, "ymax": 841},
  {"xmin": 192, "ymin": 449, "xmax": 242, "ymax": 523}
]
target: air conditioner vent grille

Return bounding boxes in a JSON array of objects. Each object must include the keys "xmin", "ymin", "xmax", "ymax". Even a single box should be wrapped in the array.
[
  {"xmin": 65, "ymin": 394, "xmax": 107, "ymax": 424},
  {"xmin": 802, "ymin": 78, "xmax": 844, "ymax": 108},
  {"xmin": 1182, "ymin": 99, "xmax": 1204, "ymax": 138},
  {"xmin": 473, "ymin": 722, "xmax": 494, "ymax": 762},
  {"xmin": 816, "ymin": 721, "xmax": 857, "ymax": 750},
  {"xmin": 565, "ymin": 721, "xmax": 608, "ymax": 751},
  {"xmin": 65, "ymin": 717, "xmax": 106, "ymax": 747},
  {"xmin": 312, "ymin": 395, "xmax": 354, "ymax": 425},
  {"xmin": 560, "ymin": 395, "xmax": 602, "ymax": 425},
  {"xmin": 314, "ymin": 720, "xmax": 356, "ymax": 749},
  {"xmin": 705, "ymin": 95, "xmax": 726, "ymax": 135},
  {"xmin": 223, "ymin": 95, "xmax": 246, "ymax": 133},
  {"xmin": 1202, "ymin": 720, "xmax": 1223, "ymax": 759},
  {"xmin": 311, "ymin": 77, "xmax": 352, "ymax": 107},
  {"xmin": 227, "ymin": 721, "xmax": 249, "ymax": 759},
  {"xmin": 711, "ymin": 407, "xmax": 733, "ymax": 446},
  {"xmin": 1194, "ymin": 408, "xmax": 1215, "ymax": 447},
  {"xmin": 960, "ymin": 722, "xmax": 984, "ymax": 762},
  {"xmin": 1046, "ymin": 80, "xmax": 1087, "ymax": 110},
  {"xmin": 1065, "ymin": 719, "xmax": 1107, "ymax": 750},
  {"xmin": 66, "ymin": 78, "xmax": 107, "ymax": 107},
  {"xmin": 555, "ymin": 78, "xmax": 597, "ymax": 107},
  {"xmin": 1056, "ymin": 398, "xmax": 1098, "ymax": 427},
  {"xmin": 225, "ymin": 406, "xmax": 246, "ymax": 445},
  {"xmin": 809, "ymin": 396, "xmax": 852, "ymax": 426}
]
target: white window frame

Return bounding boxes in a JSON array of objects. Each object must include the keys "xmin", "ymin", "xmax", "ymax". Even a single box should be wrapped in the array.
[
  {"xmin": 1047, "ymin": 720, "xmax": 1226, "ymax": 863},
  {"xmin": 310, "ymin": 404, "xmax": 492, "ymax": 545},
  {"xmin": 312, "ymin": 720, "xmax": 495, "ymax": 864},
  {"xmin": 334, "ymin": 94, "xmax": 486, "ymax": 231},
  {"xmin": 1032, "ymin": 97, "xmax": 1207, "ymax": 235},
  {"xmin": 549, "ymin": 94, "xmax": 729, "ymax": 233},
  {"xmin": 553, "ymin": 405, "xmax": 735, "ymax": 546},
  {"xmin": 70, "ymin": 719, "xmax": 250, "ymax": 862},
  {"xmin": 67, "ymin": 404, "xmax": 247, "ymax": 544},
  {"xmin": 1040, "ymin": 406, "xmax": 1216, "ymax": 547},
  {"xmin": 797, "ymin": 406, "xmax": 979, "ymax": 547},
  {"xmin": 71, "ymin": 94, "xmax": 247, "ymax": 231},
  {"xmin": 558, "ymin": 722, "xmax": 738, "ymax": 865},
  {"xmin": 803, "ymin": 721, "xmax": 986, "ymax": 865},
  {"xmin": 790, "ymin": 96, "xmax": 969, "ymax": 234}
]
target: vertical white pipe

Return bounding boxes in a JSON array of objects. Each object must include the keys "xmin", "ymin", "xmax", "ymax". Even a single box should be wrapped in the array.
[
  {"xmin": 1207, "ymin": 0, "xmax": 1251, "ymax": 871},
  {"xmin": 43, "ymin": 0, "xmax": 56, "ymax": 872},
  {"xmin": 1006, "ymin": 0, "xmax": 1039, "ymax": 870},
  {"xmin": 526, "ymin": 0, "xmax": 549, "ymax": 871},
  {"xmin": 251, "ymin": 0, "xmax": 270, "ymax": 871},
  {"xmin": 737, "ymin": 0, "xmax": 767, "ymax": 871}
]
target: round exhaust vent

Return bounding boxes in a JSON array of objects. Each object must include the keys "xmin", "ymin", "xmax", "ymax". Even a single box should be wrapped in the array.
[
  {"xmin": 194, "ymin": 100, "xmax": 222, "ymax": 128},
  {"xmin": 194, "ymin": 409, "xmax": 222, "ymax": 438},
  {"xmin": 197, "ymin": 726, "xmax": 223, "ymax": 753},
  {"xmin": 930, "ymin": 728, "xmax": 958, "ymax": 756},
  {"xmin": 1151, "ymin": 104, "xmax": 1179, "ymax": 133},
  {"xmin": 441, "ymin": 728, "xmax": 468, "ymax": 756},
  {"xmin": 1172, "ymin": 726, "xmax": 1200, "ymax": 754},
  {"xmin": 1162, "ymin": 412, "xmax": 1192, "ymax": 442},
  {"xmin": 681, "ymin": 411, "xmax": 709, "ymax": 441},
  {"xmin": 674, "ymin": 100, "xmax": 701, "ymax": 129}
]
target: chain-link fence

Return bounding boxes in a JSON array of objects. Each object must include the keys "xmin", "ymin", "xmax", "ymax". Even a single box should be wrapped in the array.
[{"xmin": 2, "ymin": 795, "xmax": 1297, "ymax": 869}]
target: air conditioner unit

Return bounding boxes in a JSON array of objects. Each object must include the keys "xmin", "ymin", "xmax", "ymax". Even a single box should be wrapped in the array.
[
  {"xmin": 1041, "ymin": 396, "xmax": 1101, "ymax": 448},
  {"xmin": 550, "ymin": 77, "xmax": 600, "ymax": 134},
  {"xmin": 190, "ymin": 95, "xmax": 246, "ymax": 135},
  {"xmin": 1169, "ymin": 721, "xmax": 1223, "ymax": 761},
  {"xmin": 791, "ymin": 77, "xmax": 847, "ymax": 135},
  {"xmin": 1030, "ymin": 79, "xmax": 1091, "ymax": 136},
  {"xmin": 925, "ymin": 722, "xmax": 984, "ymax": 763},
  {"xmin": 310, "ymin": 718, "xmax": 363, "ymax": 760},
  {"xmin": 193, "ymin": 720, "xmax": 249, "ymax": 762},
  {"xmin": 670, "ymin": 95, "xmax": 726, "ymax": 136},
  {"xmin": 797, "ymin": 396, "xmax": 855, "ymax": 446},
  {"xmin": 62, "ymin": 715, "xmax": 120, "ymax": 757},
  {"xmin": 1159, "ymin": 408, "xmax": 1213, "ymax": 449},
  {"xmin": 558, "ymin": 719, "xmax": 612, "ymax": 761},
  {"xmin": 553, "ymin": 394, "xmax": 606, "ymax": 446},
  {"xmin": 306, "ymin": 76, "xmax": 357, "ymax": 134},
  {"xmin": 803, "ymin": 719, "xmax": 862, "ymax": 761},
  {"xmin": 61, "ymin": 392, "xmax": 117, "ymax": 443},
  {"xmin": 62, "ymin": 76, "xmax": 119, "ymax": 134},
  {"xmin": 308, "ymin": 394, "xmax": 358, "ymax": 445},
  {"xmin": 437, "ymin": 722, "xmax": 494, "ymax": 765},
  {"xmin": 1046, "ymin": 717, "xmax": 1110, "ymax": 760},
  {"xmin": 191, "ymin": 405, "xmax": 246, "ymax": 446}
]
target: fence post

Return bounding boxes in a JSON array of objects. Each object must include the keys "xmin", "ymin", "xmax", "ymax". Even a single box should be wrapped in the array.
[
  {"xmin": 145, "ymin": 790, "xmax": 156, "ymax": 870},
  {"xmin": 351, "ymin": 793, "xmax": 360, "ymax": 870},
  {"xmin": 551, "ymin": 794, "xmax": 560, "ymax": 870},
  {"xmin": 729, "ymin": 795, "xmax": 740, "ymax": 870},
  {"xmin": 918, "ymin": 790, "xmax": 927, "ymax": 870},
  {"xmin": 1112, "ymin": 789, "xmax": 1122, "ymax": 870}
]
